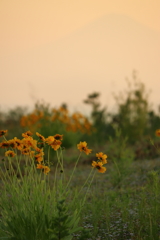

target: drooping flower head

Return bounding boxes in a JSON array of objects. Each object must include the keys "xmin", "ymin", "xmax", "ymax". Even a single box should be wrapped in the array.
[
  {"xmin": 21, "ymin": 147, "xmax": 31, "ymax": 155},
  {"xmin": 45, "ymin": 136, "xmax": 55, "ymax": 145},
  {"xmin": 0, "ymin": 141, "xmax": 10, "ymax": 149},
  {"xmin": 155, "ymin": 129, "xmax": 160, "ymax": 137},
  {"xmin": 77, "ymin": 141, "xmax": 92, "ymax": 155},
  {"xmin": 13, "ymin": 137, "xmax": 22, "ymax": 150},
  {"xmin": 35, "ymin": 150, "xmax": 44, "ymax": 163},
  {"xmin": 43, "ymin": 166, "xmax": 50, "ymax": 175},
  {"xmin": 50, "ymin": 140, "xmax": 62, "ymax": 150},
  {"xmin": 54, "ymin": 134, "xmax": 63, "ymax": 141},
  {"xmin": 96, "ymin": 152, "xmax": 108, "ymax": 164},
  {"xmin": 8, "ymin": 139, "xmax": 17, "ymax": 149},
  {"xmin": 22, "ymin": 130, "xmax": 33, "ymax": 138},
  {"xmin": 22, "ymin": 136, "xmax": 37, "ymax": 149},
  {"xmin": 36, "ymin": 164, "xmax": 50, "ymax": 175},
  {"xmin": 36, "ymin": 132, "xmax": 46, "ymax": 142},
  {"xmin": 0, "ymin": 130, "xmax": 8, "ymax": 137},
  {"xmin": 92, "ymin": 161, "xmax": 106, "ymax": 173},
  {"xmin": 36, "ymin": 163, "xmax": 44, "ymax": 169},
  {"xmin": 5, "ymin": 150, "xmax": 16, "ymax": 157}
]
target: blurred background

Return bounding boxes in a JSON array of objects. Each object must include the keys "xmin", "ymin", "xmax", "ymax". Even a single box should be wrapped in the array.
[{"xmin": 0, "ymin": 0, "xmax": 160, "ymax": 112}]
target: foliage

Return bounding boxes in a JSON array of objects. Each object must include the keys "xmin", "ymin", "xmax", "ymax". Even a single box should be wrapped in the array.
[
  {"xmin": 0, "ymin": 106, "xmax": 27, "ymax": 139},
  {"xmin": 112, "ymin": 71, "xmax": 150, "ymax": 143},
  {"xmin": 0, "ymin": 130, "xmax": 107, "ymax": 239},
  {"xmin": 20, "ymin": 101, "xmax": 93, "ymax": 149},
  {"xmin": 83, "ymin": 72, "xmax": 160, "ymax": 159},
  {"xmin": 107, "ymin": 125, "xmax": 135, "ymax": 187},
  {"xmin": 83, "ymin": 92, "xmax": 113, "ymax": 144}
]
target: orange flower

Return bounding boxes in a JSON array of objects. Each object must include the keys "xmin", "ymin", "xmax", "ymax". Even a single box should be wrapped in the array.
[
  {"xmin": 35, "ymin": 147, "xmax": 42, "ymax": 153},
  {"xmin": 35, "ymin": 150, "xmax": 44, "ymax": 163},
  {"xmin": 8, "ymin": 139, "xmax": 17, "ymax": 149},
  {"xmin": 0, "ymin": 130, "xmax": 8, "ymax": 137},
  {"xmin": 0, "ymin": 141, "xmax": 10, "ymax": 148},
  {"xmin": 43, "ymin": 166, "xmax": 50, "ymax": 175},
  {"xmin": 13, "ymin": 137, "xmax": 22, "ymax": 150},
  {"xmin": 96, "ymin": 152, "xmax": 108, "ymax": 164},
  {"xmin": 5, "ymin": 150, "xmax": 16, "ymax": 157},
  {"xmin": 36, "ymin": 163, "xmax": 44, "ymax": 169},
  {"xmin": 50, "ymin": 140, "xmax": 62, "ymax": 151},
  {"xmin": 77, "ymin": 141, "xmax": 92, "ymax": 155},
  {"xmin": 53, "ymin": 134, "xmax": 63, "ymax": 141},
  {"xmin": 22, "ymin": 130, "xmax": 33, "ymax": 138},
  {"xmin": 36, "ymin": 132, "xmax": 46, "ymax": 142},
  {"xmin": 36, "ymin": 164, "xmax": 50, "ymax": 175},
  {"xmin": 45, "ymin": 136, "xmax": 55, "ymax": 145},
  {"xmin": 22, "ymin": 137, "xmax": 37, "ymax": 149},
  {"xmin": 92, "ymin": 161, "xmax": 106, "ymax": 173},
  {"xmin": 155, "ymin": 129, "xmax": 160, "ymax": 137},
  {"xmin": 21, "ymin": 147, "xmax": 31, "ymax": 155},
  {"xmin": 18, "ymin": 143, "xmax": 29, "ymax": 152}
]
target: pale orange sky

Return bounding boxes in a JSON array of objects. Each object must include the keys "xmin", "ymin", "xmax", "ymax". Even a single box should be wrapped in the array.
[
  {"xmin": 0, "ymin": 0, "xmax": 160, "ymax": 113},
  {"xmin": 1, "ymin": 0, "xmax": 160, "ymax": 52}
]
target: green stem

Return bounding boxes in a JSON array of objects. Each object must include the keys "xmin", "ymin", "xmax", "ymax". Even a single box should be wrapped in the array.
[
  {"xmin": 65, "ymin": 152, "xmax": 82, "ymax": 191},
  {"xmin": 112, "ymin": 158, "xmax": 121, "ymax": 177},
  {"xmin": 78, "ymin": 167, "xmax": 94, "ymax": 195},
  {"xmin": 56, "ymin": 149, "xmax": 63, "ymax": 171},
  {"xmin": 54, "ymin": 161, "xmax": 59, "ymax": 190},
  {"xmin": 79, "ymin": 170, "xmax": 96, "ymax": 214},
  {"xmin": 47, "ymin": 146, "xmax": 51, "ymax": 167}
]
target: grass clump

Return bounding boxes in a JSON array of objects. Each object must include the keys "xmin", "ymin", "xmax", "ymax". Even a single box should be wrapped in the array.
[{"xmin": 0, "ymin": 129, "xmax": 107, "ymax": 240}]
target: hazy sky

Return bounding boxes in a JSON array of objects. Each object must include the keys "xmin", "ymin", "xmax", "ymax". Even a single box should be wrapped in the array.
[{"xmin": 0, "ymin": 0, "xmax": 160, "ymax": 113}]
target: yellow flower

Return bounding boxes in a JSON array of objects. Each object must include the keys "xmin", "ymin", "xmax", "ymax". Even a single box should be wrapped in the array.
[
  {"xmin": 22, "ymin": 130, "xmax": 33, "ymax": 138},
  {"xmin": 13, "ymin": 137, "xmax": 22, "ymax": 150},
  {"xmin": 92, "ymin": 161, "xmax": 106, "ymax": 173},
  {"xmin": 96, "ymin": 152, "xmax": 108, "ymax": 164},
  {"xmin": 18, "ymin": 143, "xmax": 28, "ymax": 152},
  {"xmin": 50, "ymin": 140, "xmax": 62, "ymax": 151},
  {"xmin": 155, "ymin": 129, "xmax": 160, "ymax": 137},
  {"xmin": 45, "ymin": 136, "xmax": 55, "ymax": 145},
  {"xmin": 36, "ymin": 164, "xmax": 50, "ymax": 174},
  {"xmin": 8, "ymin": 139, "xmax": 17, "ymax": 149},
  {"xmin": 54, "ymin": 134, "xmax": 63, "ymax": 141},
  {"xmin": 36, "ymin": 163, "xmax": 44, "ymax": 169},
  {"xmin": 35, "ymin": 150, "xmax": 44, "ymax": 163},
  {"xmin": 0, "ymin": 130, "xmax": 8, "ymax": 137},
  {"xmin": 21, "ymin": 147, "xmax": 31, "ymax": 155},
  {"xmin": 0, "ymin": 141, "xmax": 10, "ymax": 148},
  {"xmin": 36, "ymin": 132, "xmax": 46, "ymax": 142},
  {"xmin": 35, "ymin": 147, "xmax": 42, "ymax": 153},
  {"xmin": 43, "ymin": 166, "xmax": 50, "ymax": 175},
  {"xmin": 5, "ymin": 150, "xmax": 16, "ymax": 157},
  {"xmin": 22, "ymin": 137, "xmax": 37, "ymax": 149},
  {"xmin": 77, "ymin": 141, "xmax": 92, "ymax": 155}
]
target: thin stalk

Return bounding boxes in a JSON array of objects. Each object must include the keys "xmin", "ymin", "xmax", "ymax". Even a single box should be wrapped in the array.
[
  {"xmin": 65, "ymin": 152, "xmax": 82, "ymax": 191},
  {"xmin": 78, "ymin": 167, "xmax": 94, "ymax": 195},
  {"xmin": 79, "ymin": 170, "xmax": 96, "ymax": 214},
  {"xmin": 47, "ymin": 146, "xmax": 51, "ymax": 166},
  {"xmin": 56, "ymin": 150, "xmax": 63, "ymax": 171},
  {"xmin": 112, "ymin": 157, "xmax": 121, "ymax": 177}
]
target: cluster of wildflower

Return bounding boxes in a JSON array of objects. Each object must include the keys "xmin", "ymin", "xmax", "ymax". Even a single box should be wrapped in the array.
[
  {"xmin": 20, "ymin": 106, "xmax": 92, "ymax": 134},
  {"xmin": 77, "ymin": 141, "xmax": 107, "ymax": 173},
  {"xmin": 0, "ymin": 130, "xmax": 63, "ymax": 175},
  {"xmin": 0, "ymin": 130, "xmax": 108, "ymax": 175},
  {"xmin": 20, "ymin": 110, "xmax": 44, "ymax": 129}
]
